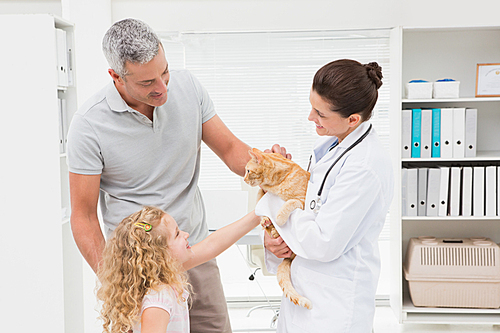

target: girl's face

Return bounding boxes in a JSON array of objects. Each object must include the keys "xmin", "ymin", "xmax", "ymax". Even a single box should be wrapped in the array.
[
  {"xmin": 161, "ymin": 214, "xmax": 193, "ymax": 263},
  {"xmin": 308, "ymin": 89, "xmax": 359, "ymax": 142}
]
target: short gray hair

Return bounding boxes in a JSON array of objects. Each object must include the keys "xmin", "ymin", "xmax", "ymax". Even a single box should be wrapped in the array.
[{"xmin": 102, "ymin": 18, "xmax": 161, "ymax": 77}]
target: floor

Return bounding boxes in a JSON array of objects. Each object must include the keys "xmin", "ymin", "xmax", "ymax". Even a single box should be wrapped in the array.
[{"xmin": 228, "ymin": 304, "xmax": 500, "ymax": 333}]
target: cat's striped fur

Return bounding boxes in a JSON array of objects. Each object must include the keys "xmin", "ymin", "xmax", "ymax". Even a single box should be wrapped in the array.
[{"xmin": 244, "ymin": 148, "xmax": 312, "ymax": 309}]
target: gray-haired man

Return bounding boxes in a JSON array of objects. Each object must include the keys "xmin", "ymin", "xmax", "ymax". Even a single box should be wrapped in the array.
[{"xmin": 67, "ymin": 18, "xmax": 289, "ymax": 332}]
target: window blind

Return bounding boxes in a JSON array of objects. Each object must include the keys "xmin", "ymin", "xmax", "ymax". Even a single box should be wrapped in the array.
[{"xmin": 160, "ymin": 29, "xmax": 391, "ymax": 239}]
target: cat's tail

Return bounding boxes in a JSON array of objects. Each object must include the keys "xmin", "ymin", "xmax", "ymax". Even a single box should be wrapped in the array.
[{"xmin": 277, "ymin": 257, "xmax": 312, "ymax": 310}]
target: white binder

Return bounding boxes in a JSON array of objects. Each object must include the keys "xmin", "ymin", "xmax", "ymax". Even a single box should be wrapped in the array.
[
  {"xmin": 55, "ymin": 28, "xmax": 68, "ymax": 87},
  {"xmin": 418, "ymin": 168, "xmax": 428, "ymax": 216},
  {"xmin": 438, "ymin": 167, "xmax": 450, "ymax": 217},
  {"xmin": 498, "ymin": 167, "xmax": 500, "ymax": 216},
  {"xmin": 486, "ymin": 166, "xmax": 497, "ymax": 217},
  {"xmin": 407, "ymin": 168, "xmax": 418, "ymax": 217},
  {"xmin": 473, "ymin": 166, "xmax": 485, "ymax": 217},
  {"xmin": 57, "ymin": 98, "xmax": 64, "ymax": 153},
  {"xmin": 462, "ymin": 167, "xmax": 473, "ymax": 217},
  {"xmin": 426, "ymin": 168, "xmax": 441, "ymax": 216},
  {"xmin": 452, "ymin": 108, "xmax": 465, "ymax": 159},
  {"xmin": 402, "ymin": 168, "xmax": 408, "ymax": 216},
  {"xmin": 449, "ymin": 167, "xmax": 461, "ymax": 216},
  {"xmin": 402, "ymin": 110, "xmax": 412, "ymax": 158},
  {"xmin": 465, "ymin": 108, "xmax": 477, "ymax": 158},
  {"xmin": 420, "ymin": 109, "xmax": 432, "ymax": 158},
  {"xmin": 440, "ymin": 108, "xmax": 453, "ymax": 159}
]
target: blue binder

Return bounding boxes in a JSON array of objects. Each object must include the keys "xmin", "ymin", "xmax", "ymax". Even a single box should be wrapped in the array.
[
  {"xmin": 411, "ymin": 109, "xmax": 421, "ymax": 158},
  {"xmin": 431, "ymin": 108, "xmax": 441, "ymax": 158}
]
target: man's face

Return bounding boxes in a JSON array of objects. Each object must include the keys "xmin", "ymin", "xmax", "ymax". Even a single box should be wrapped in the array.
[{"xmin": 118, "ymin": 46, "xmax": 170, "ymax": 108}]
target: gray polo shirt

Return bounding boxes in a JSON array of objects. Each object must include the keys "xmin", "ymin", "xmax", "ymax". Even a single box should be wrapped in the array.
[{"xmin": 67, "ymin": 70, "xmax": 215, "ymax": 243}]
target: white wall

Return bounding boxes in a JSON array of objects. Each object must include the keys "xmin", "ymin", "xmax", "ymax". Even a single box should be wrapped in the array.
[
  {"xmin": 111, "ymin": 0, "xmax": 500, "ymax": 32},
  {"xmin": 0, "ymin": 0, "xmax": 61, "ymax": 15}
]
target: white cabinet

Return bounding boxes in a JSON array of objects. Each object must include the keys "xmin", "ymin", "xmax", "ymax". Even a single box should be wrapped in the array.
[
  {"xmin": 0, "ymin": 14, "xmax": 83, "ymax": 332},
  {"xmin": 390, "ymin": 26, "xmax": 500, "ymax": 324}
]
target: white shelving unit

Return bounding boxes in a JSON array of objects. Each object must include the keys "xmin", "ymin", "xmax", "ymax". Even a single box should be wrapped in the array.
[
  {"xmin": 0, "ymin": 14, "xmax": 83, "ymax": 332},
  {"xmin": 389, "ymin": 26, "xmax": 500, "ymax": 324}
]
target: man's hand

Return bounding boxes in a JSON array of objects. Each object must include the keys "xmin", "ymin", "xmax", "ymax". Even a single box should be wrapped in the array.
[
  {"xmin": 264, "ymin": 144, "xmax": 292, "ymax": 160},
  {"xmin": 264, "ymin": 232, "xmax": 293, "ymax": 258}
]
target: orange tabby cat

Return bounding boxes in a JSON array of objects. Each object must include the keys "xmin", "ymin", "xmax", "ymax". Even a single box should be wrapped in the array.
[{"xmin": 244, "ymin": 148, "xmax": 312, "ymax": 309}]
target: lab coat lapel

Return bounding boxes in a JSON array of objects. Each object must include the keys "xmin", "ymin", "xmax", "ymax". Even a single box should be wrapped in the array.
[{"xmin": 311, "ymin": 121, "xmax": 372, "ymax": 170}]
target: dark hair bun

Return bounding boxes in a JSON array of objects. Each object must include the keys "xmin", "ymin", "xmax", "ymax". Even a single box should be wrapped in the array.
[{"xmin": 364, "ymin": 62, "xmax": 383, "ymax": 89}]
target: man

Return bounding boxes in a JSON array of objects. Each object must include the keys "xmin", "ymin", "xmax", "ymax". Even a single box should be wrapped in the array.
[{"xmin": 67, "ymin": 18, "xmax": 290, "ymax": 332}]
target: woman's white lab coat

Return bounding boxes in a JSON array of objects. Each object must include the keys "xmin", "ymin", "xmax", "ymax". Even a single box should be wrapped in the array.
[{"xmin": 255, "ymin": 121, "xmax": 394, "ymax": 333}]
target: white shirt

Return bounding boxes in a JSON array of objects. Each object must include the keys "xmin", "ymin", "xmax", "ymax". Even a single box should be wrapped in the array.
[
  {"xmin": 133, "ymin": 286, "xmax": 190, "ymax": 333},
  {"xmin": 255, "ymin": 122, "xmax": 394, "ymax": 333}
]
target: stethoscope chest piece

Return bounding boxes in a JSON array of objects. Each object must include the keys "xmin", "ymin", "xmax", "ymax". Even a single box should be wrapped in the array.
[
  {"xmin": 308, "ymin": 124, "xmax": 372, "ymax": 214},
  {"xmin": 310, "ymin": 196, "xmax": 322, "ymax": 214}
]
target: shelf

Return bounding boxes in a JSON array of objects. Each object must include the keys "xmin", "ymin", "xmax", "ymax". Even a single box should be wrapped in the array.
[
  {"xmin": 402, "ymin": 216, "xmax": 500, "ymax": 221},
  {"xmin": 403, "ymin": 97, "xmax": 500, "ymax": 103},
  {"xmin": 402, "ymin": 293, "xmax": 500, "ymax": 324},
  {"xmin": 402, "ymin": 151, "xmax": 500, "ymax": 163}
]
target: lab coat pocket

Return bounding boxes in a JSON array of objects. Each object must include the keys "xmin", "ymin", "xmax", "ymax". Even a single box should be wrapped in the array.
[{"xmin": 291, "ymin": 265, "xmax": 354, "ymax": 332}]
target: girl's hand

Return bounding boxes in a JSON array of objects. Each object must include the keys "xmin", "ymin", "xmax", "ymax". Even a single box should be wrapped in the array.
[{"xmin": 263, "ymin": 232, "xmax": 292, "ymax": 258}]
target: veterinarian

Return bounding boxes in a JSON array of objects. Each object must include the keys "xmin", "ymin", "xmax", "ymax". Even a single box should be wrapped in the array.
[
  {"xmin": 257, "ymin": 59, "xmax": 394, "ymax": 332},
  {"xmin": 66, "ymin": 18, "xmax": 289, "ymax": 333}
]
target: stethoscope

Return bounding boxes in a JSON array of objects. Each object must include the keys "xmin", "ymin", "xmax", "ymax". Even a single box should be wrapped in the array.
[{"xmin": 308, "ymin": 124, "xmax": 372, "ymax": 213}]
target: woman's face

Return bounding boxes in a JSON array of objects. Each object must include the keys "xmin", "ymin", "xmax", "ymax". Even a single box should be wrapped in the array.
[
  {"xmin": 161, "ymin": 214, "xmax": 193, "ymax": 263},
  {"xmin": 308, "ymin": 89, "xmax": 357, "ymax": 142}
]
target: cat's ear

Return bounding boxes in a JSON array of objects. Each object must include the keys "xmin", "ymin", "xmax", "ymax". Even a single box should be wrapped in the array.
[{"xmin": 249, "ymin": 148, "xmax": 264, "ymax": 163}]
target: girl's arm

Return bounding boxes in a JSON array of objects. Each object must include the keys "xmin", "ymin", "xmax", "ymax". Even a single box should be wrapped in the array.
[
  {"xmin": 183, "ymin": 211, "xmax": 260, "ymax": 270},
  {"xmin": 140, "ymin": 307, "xmax": 170, "ymax": 333}
]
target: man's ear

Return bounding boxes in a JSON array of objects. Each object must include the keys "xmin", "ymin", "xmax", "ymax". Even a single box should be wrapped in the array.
[{"xmin": 108, "ymin": 69, "xmax": 123, "ymax": 85}]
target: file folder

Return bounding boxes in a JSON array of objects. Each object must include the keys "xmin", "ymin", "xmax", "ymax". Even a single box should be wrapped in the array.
[
  {"xmin": 407, "ymin": 168, "xmax": 418, "ymax": 217},
  {"xmin": 426, "ymin": 168, "xmax": 441, "ymax": 216},
  {"xmin": 462, "ymin": 167, "xmax": 473, "ymax": 217},
  {"xmin": 58, "ymin": 98, "xmax": 65, "ymax": 154},
  {"xmin": 421, "ymin": 109, "xmax": 432, "ymax": 158},
  {"xmin": 473, "ymin": 167, "xmax": 485, "ymax": 217},
  {"xmin": 486, "ymin": 166, "xmax": 497, "ymax": 217},
  {"xmin": 440, "ymin": 108, "xmax": 453, "ymax": 159},
  {"xmin": 438, "ymin": 167, "xmax": 450, "ymax": 217},
  {"xmin": 465, "ymin": 108, "xmax": 477, "ymax": 158},
  {"xmin": 411, "ymin": 109, "xmax": 421, "ymax": 158},
  {"xmin": 55, "ymin": 28, "xmax": 68, "ymax": 87},
  {"xmin": 402, "ymin": 168, "xmax": 408, "ymax": 216},
  {"xmin": 431, "ymin": 108, "xmax": 441, "ymax": 158},
  {"xmin": 418, "ymin": 168, "xmax": 428, "ymax": 216},
  {"xmin": 498, "ymin": 167, "xmax": 500, "ymax": 216},
  {"xmin": 452, "ymin": 108, "xmax": 466, "ymax": 159},
  {"xmin": 402, "ymin": 110, "xmax": 412, "ymax": 158},
  {"xmin": 449, "ymin": 167, "xmax": 461, "ymax": 216}
]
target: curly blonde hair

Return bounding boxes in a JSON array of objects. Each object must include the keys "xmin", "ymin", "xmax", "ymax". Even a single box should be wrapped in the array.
[{"xmin": 97, "ymin": 206, "xmax": 191, "ymax": 333}]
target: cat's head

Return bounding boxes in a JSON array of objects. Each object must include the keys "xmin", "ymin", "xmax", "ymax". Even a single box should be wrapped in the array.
[
  {"xmin": 244, "ymin": 148, "xmax": 267, "ymax": 187},
  {"xmin": 244, "ymin": 148, "xmax": 284, "ymax": 187}
]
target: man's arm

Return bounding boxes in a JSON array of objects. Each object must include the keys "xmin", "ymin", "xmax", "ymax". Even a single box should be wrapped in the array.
[
  {"xmin": 202, "ymin": 115, "xmax": 251, "ymax": 177},
  {"xmin": 69, "ymin": 172, "xmax": 105, "ymax": 273}
]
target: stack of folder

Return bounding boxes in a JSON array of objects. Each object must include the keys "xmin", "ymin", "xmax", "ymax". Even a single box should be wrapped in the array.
[
  {"xmin": 402, "ymin": 108, "xmax": 477, "ymax": 159},
  {"xmin": 402, "ymin": 166, "xmax": 500, "ymax": 217}
]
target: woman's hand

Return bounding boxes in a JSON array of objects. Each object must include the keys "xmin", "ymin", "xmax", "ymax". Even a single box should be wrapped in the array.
[{"xmin": 263, "ymin": 232, "xmax": 293, "ymax": 258}]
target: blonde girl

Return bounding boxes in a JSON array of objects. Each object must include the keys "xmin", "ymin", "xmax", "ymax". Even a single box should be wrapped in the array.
[{"xmin": 97, "ymin": 206, "xmax": 260, "ymax": 333}]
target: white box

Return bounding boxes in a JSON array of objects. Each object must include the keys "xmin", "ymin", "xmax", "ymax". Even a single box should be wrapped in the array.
[
  {"xmin": 406, "ymin": 81, "xmax": 433, "ymax": 99},
  {"xmin": 433, "ymin": 80, "xmax": 460, "ymax": 99},
  {"xmin": 404, "ymin": 237, "xmax": 500, "ymax": 308}
]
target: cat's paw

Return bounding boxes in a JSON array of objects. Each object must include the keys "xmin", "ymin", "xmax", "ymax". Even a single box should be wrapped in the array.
[
  {"xmin": 276, "ymin": 213, "xmax": 287, "ymax": 226},
  {"xmin": 260, "ymin": 216, "xmax": 272, "ymax": 228}
]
